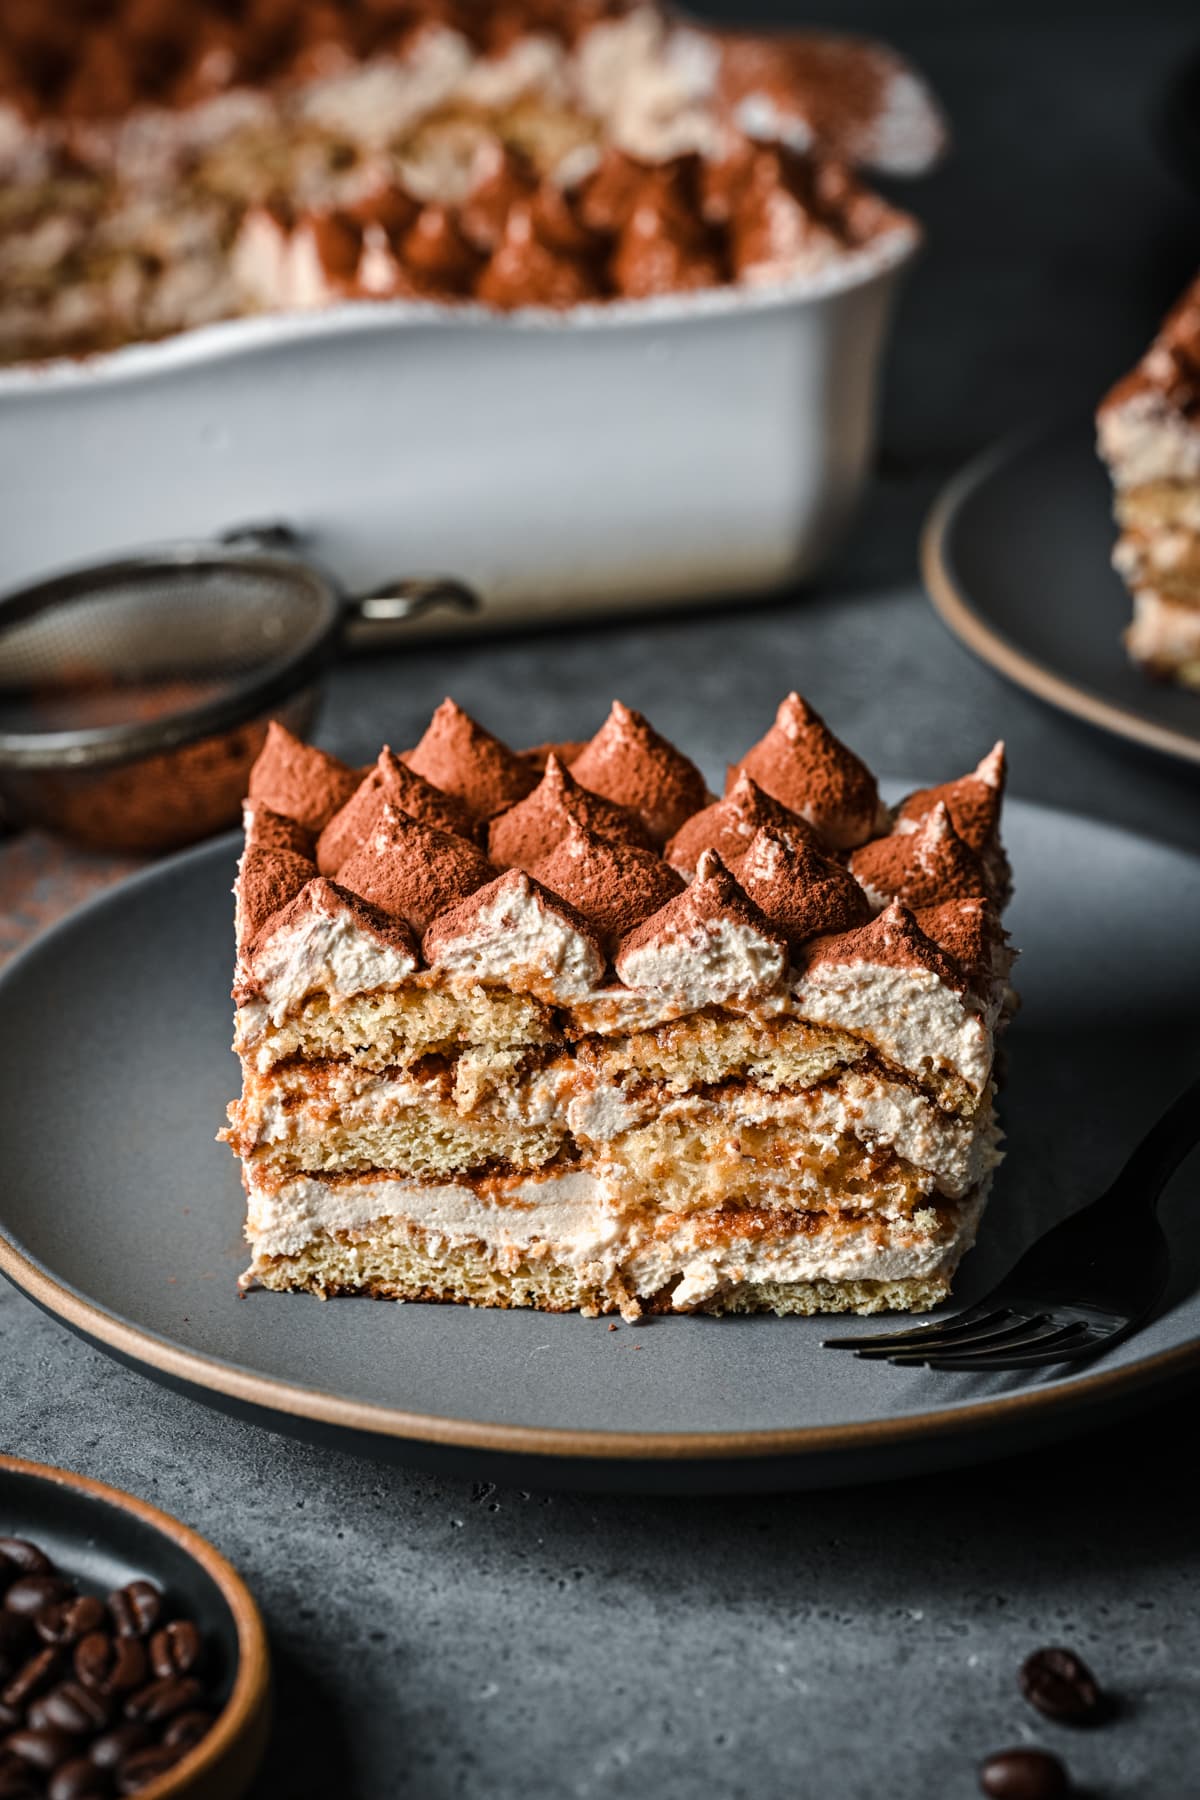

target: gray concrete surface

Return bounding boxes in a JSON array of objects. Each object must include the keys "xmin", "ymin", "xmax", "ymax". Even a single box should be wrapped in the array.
[{"xmin": 4, "ymin": 4, "xmax": 1200, "ymax": 1796}]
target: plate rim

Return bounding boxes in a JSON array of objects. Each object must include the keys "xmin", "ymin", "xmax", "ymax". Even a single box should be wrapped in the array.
[
  {"xmin": 921, "ymin": 422, "xmax": 1200, "ymax": 769},
  {"xmin": 0, "ymin": 1451, "xmax": 270, "ymax": 1799},
  {"xmin": 2, "ymin": 823, "xmax": 1200, "ymax": 1468}
]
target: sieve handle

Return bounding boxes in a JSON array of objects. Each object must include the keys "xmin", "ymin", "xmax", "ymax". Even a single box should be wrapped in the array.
[
  {"xmin": 346, "ymin": 577, "xmax": 481, "ymax": 628},
  {"xmin": 217, "ymin": 523, "xmax": 482, "ymax": 634}
]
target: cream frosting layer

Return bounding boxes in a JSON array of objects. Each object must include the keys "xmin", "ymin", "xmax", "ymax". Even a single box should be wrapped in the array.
[
  {"xmin": 240, "ymin": 883, "xmax": 418, "ymax": 1024},
  {"xmin": 234, "ymin": 1059, "xmax": 1000, "ymax": 1199},
  {"xmin": 244, "ymin": 1166, "xmax": 986, "ymax": 1308},
  {"xmin": 790, "ymin": 958, "xmax": 996, "ymax": 1099},
  {"xmin": 1098, "ymin": 393, "xmax": 1200, "ymax": 489}
]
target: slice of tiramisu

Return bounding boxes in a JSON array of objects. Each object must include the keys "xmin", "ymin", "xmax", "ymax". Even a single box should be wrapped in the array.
[
  {"xmin": 1097, "ymin": 271, "xmax": 1200, "ymax": 688},
  {"xmin": 224, "ymin": 696, "xmax": 1015, "ymax": 1318}
]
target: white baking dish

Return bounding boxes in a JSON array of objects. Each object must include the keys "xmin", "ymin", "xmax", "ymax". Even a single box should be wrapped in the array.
[{"xmin": 0, "ymin": 232, "xmax": 915, "ymax": 634}]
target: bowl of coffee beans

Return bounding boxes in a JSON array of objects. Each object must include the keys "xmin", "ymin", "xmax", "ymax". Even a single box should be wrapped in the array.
[{"xmin": 1, "ymin": 1455, "xmax": 269, "ymax": 1798}]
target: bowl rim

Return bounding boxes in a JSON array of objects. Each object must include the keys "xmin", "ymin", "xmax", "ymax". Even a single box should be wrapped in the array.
[
  {"xmin": 0, "ymin": 224, "xmax": 918, "ymax": 399},
  {"xmin": 0, "ymin": 1451, "xmax": 271, "ymax": 1800}
]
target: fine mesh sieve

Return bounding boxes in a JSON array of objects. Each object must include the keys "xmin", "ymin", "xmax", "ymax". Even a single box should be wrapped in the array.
[{"xmin": 0, "ymin": 531, "xmax": 477, "ymax": 853}]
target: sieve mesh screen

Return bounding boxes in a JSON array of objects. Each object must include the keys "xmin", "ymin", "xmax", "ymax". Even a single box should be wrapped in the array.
[{"xmin": 0, "ymin": 560, "xmax": 328, "ymax": 736}]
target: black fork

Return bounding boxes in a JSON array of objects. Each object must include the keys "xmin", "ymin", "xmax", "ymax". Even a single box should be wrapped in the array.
[{"xmin": 823, "ymin": 1074, "xmax": 1200, "ymax": 1372}]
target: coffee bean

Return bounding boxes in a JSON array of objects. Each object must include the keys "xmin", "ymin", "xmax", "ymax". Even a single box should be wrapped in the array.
[
  {"xmin": 74, "ymin": 1635, "xmax": 146, "ymax": 1697},
  {"xmin": 115, "ymin": 1745, "xmax": 182, "ymax": 1793},
  {"xmin": 148, "ymin": 1620, "xmax": 201, "ymax": 1680},
  {"xmin": 2, "ymin": 1725, "xmax": 77, "ymax": 1772},
  {"xmin": 36, "ymin": 1599, "xmax": 106, "ymax": 1650},
  {"xmin": 161, "ymin": 1708, "xmax": 213, "ymax": 1752},
  {"xmin": 0, "ymin": 1545, "xmax": 54, "ymax": 1581},
  {"xmin": 47, "ymin": 1758, "xmax": 110, "ymax": 1800},
  {"xmin": 105, "ymin": 1587, "xmax": 161, "ymax": 1643},
  {"xmin": 87, "ymin": 1724, "xmax": 151, "ymax": 1771},
  {"xmin": 979, "ymin": 1747, "xmax": 1070, "ymax": 1799},
  {"xmin": 123, "ymin": 1675, "xmax": 203, "ymax": 1725},
  {"xmin": 0, "ymin": 1615, "xmax": 32, "ymax": 1685},
  {"xmin": 1019, "ymin": 1646, "xmax": 1107, "ymax": 1726},
  {"xmin": 0, "ymin": 1758, "xmax": 40, "ymax": 1800},
  {"xmin": 0, "ymin": 1540, "xmax": 219, "ymax": 1791},
  {"xmin": 29, "ymin": 1681, "xmax": 111, "ymax": 1736},
  {"xmin": 2, "ymin": 1647, "xmax": 64, "ymax": 1710},
  {"xmin": 3, "ymin": 1576, "xmax": 73, "ymax": 1619}
]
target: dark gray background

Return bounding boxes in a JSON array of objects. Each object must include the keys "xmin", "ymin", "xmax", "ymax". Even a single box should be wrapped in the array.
[{"xmin": 4, "ymin": 3, "xmax": 1200, "ymax": 1795}]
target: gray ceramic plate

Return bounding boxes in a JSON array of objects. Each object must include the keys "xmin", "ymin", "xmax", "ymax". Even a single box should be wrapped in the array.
[
  {"xmin": 923, "ymin": 420, "xmax": 1200, "ymax": 767},
  {"xmin": 1, "ymin": 800, "xmax": 1199, "ymax": 1495}
]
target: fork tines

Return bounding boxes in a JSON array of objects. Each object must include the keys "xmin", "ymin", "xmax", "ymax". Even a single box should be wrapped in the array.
[{"xmin": 823, "ymin": 1306, "xmax": 1101, "ymax": 1371}]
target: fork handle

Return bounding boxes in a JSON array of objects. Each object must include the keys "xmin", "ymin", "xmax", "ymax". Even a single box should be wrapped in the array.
[{"xmin": 1108, "ymin": 1072, "xmax": 1200, "ymax": 1211}]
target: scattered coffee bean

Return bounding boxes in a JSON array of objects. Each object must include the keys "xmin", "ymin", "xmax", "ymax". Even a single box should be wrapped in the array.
[
  {"xmin": 0, "ymin": 1760, "xmax": 40, "ymax": 1800},
  {"xmin": 29, "ymin": 1680, "xmax": 111, "ymax": 1736},
  {"xmin": 0, "ymin": 1536, "xmax": 221, "ymax": 1795},
  {"xmin": 36, "ymin": 1598, "xmax": 107, "ymax": 1650},
  {"xmin": 116, "ymin": 1745, "xmax": 183, "ymax": 1793},
  {"xmin": 47, "ymin": 1757, "xmax": 109, "ymax": 1800},
  {"xmin": 3, "ymin": 1577, "xmax": 73, "ymax": 1619},
  {"xmin": 106, "ymin": 1586, "xmax": 161, "ymax": 1643},
  {"xmin": 0, "ymin": 1615, "xmax": 32, "ymax": 1684},
  {"xmin": 123, "ymin": 1675, "xmax": 204, "ymax": 1725},
  {"xmin": 0, "ymin": 1545, "xmax": 54, "ymax": 1581},
  {"xmin": 87, "ymin": 1723, "xmax": 151, "ymax": 1771},
  {"xmin": 2, "ymin": 1727, "xmax": 78, "ymax": 1773},
  {"xmin": 73, "ymin": 1635, "xmax": 145, "ymax": 1698},
  {"xmin": 161, "ymin": 1708, "xmax": 213, "ymax": 1752},
  {"xmin": 979, "ymin": 1747, "xmax": 1070, "ymax": 1799},
  {"xmin": 1019, "ymin": 1646, "xmax": 1107, "ymax": 1726},
  {"xmin": 2, "ymin": 1647, "xmax": 65, "ymax": 1710},
  {"xmin": 148, "ymin": 1619, "xmax": 202, "ymax": 1680}
]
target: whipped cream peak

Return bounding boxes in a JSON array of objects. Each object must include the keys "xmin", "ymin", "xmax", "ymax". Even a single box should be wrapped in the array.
[
  {"xmin": 665, "ymin": 768, "xmax": 818, "ymax": 875},
  {"xmin": 850, "ymin": 801, "xmax": 990, "ymax": 913},
  {"xmin": 247, "ymin": 721, "xmax": 361, "ymax": 834},
  {"xmin": 801, "ymin": 899, "xmax": 964, "ymax": 989},
  {"xmin": 729, "ymin": 822, "xmax": 871, "ymax": 948},
  {"xmin": 728, "ymin": 691, "xmax": 884, "ymax": 850},
  {"xmin": 477, "ymin": 199, "xmax": 598, "ymax": 308},
  {"xmin": 242, "ymin": 798, "xmax": 314, "ymax": 859},
  {"xmin": 792, "ymin": 901, "xmax": 991, "ymax": 1096},
  {"xmin": 615, "ymin": 846, "xmax": 788, "ymax": 1005},
  {"xmin": 896, "ymin": 740, "xmax": 1006, "ymax": 851},
  {"xmin": 423, "ymin": 868, "xmax": 605, "ymax": 998},
  {"xmin": 974, "ymin": 740, "xmax": 1006, "ymax": 790},
  {"xmin": 236, "ymin": 875, "xmax": 419, "ymax": 1019},
  {"xmin": 403, "ymin": 697, "xmax": 538, "ymax": 820},
  {"xmin": 336, "ymin": 799, "xmax": 495, "ymax": 933},
  {"xmin": 487, "ymin": 750, "xmax": 653, "ymax": 870},
  {"xmin": 530, "ymin": 814, "xmax": 685, "ymax": 953},
  {"xmin": 234, "ymin": 843, "xmax": 317, "ymax": 951},
  {"xmin": 913, "ymin": 896, "xmax": 1012, "ymax": 997},
  {"xmin": 316, "ymin": 744, "xmax": 477, "ymax": 876},
  {"xmin": 568, "ymin": 699, "xmax": 711, "ymax": 845}
]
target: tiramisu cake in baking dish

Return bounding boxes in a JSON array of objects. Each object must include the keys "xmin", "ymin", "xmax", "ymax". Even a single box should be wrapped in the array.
[
  {"xmin": 1097, "ymin": 271, "xmax": 1200, "ymax": 688},
  {"xmin": 223, "ymin": 695, "xmax": 1016, "ymax": 1319},
  {"xmin": 0, "ymin": 0, "xmax": 944, "ymax": 364}
]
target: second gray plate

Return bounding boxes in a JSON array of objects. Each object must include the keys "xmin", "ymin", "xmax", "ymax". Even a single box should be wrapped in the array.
[
  {"xmin": 1, "ymin": 799, "xmax": 1199, "ymax": 1493},
  {"xmin": 923, "ymin": 420, "xmax": 1200, "ymax": 766}
]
